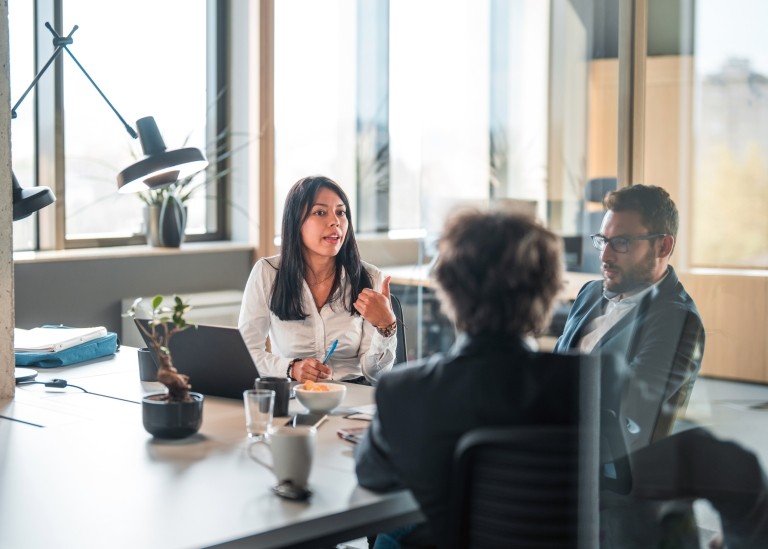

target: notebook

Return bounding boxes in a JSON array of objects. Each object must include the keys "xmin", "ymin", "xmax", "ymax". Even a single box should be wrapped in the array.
[
  {"xmin": 134, "ymin": 319, "xmax": 260, "ymax": 399},
  {"xmin": 15, "ymin": 326, "xmax": 108, "ymax": 352}
]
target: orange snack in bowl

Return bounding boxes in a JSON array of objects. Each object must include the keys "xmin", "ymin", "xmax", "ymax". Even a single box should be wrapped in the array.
[{"xmin": 303, "ymin": 380, "xmax": 330, "ymax": 392}]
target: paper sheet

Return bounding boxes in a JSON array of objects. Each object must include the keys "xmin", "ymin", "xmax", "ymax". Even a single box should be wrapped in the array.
[{"xmin": 14, "ymin": 326, "xmax": 108, "ymax": 353}]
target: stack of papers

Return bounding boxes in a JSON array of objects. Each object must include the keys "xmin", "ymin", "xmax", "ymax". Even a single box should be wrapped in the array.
[{"xmin": 14, "ymin": 326, "xmax": 108, "ymax": 353}]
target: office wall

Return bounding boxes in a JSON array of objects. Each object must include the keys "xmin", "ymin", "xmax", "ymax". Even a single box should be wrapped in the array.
[
  {"xmin": 680, "ymin": 273, "xmax": 768, "ymax": 383},
  {"xmin": 14, "ymin": 247, "xmax": 254, "ymax": 339}
]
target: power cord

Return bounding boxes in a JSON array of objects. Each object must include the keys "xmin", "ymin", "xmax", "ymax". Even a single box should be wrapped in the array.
[{"xmin": 16, "ymin": 379, "xmax": 141, "ymax": 405}]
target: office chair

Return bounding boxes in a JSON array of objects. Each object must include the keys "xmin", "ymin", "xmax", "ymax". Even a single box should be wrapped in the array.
[
  {"xmin": 649, "ymin": 317, "xmax": 705, "ymax": 446},
  {"xmin": 602, "ymin": 427, "xmax": 768, "ymax": 548},
  {"xmin": 390, "ymin": 293, "xmax": 407, "ymax": 366},
  {"xmin": 448, "ymin": 426, "xmax": 598, "ymax": 549}
]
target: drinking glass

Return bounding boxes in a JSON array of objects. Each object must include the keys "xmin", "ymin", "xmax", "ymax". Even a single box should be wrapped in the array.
[{"xmin": 243, "ymin": 389, "xmax": 275, "ymax": 439}]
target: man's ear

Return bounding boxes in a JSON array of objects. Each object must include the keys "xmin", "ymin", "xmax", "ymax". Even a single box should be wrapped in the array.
[{"xmin": 658, "ymin": 234, "xmax": 675, "ymax": 258}]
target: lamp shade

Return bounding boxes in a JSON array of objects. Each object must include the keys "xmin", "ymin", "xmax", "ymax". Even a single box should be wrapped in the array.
[
  {"xmin": 116, "ymin": 116, "xmax": 208, "ymax": 193},
  {"xmin": 12, "ymin": 172, "xmax": 56, "ymax": 221}
]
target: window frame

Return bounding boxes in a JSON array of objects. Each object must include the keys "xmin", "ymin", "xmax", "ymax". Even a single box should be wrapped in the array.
[{"xmin": 16, "ymin": 0, "xmax": 229, "ymax": 251}]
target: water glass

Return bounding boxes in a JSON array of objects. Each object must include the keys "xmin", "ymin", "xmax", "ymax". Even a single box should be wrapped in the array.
[{"xmin": 243, "ymin": 389, "xmax": 275, "ymax": 439}]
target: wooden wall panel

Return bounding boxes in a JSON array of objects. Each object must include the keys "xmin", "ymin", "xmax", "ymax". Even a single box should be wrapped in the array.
[
  {"xmin": 643, "ymin": 56, "xmax": 693, "ymax": 201},
  {"xmin": 587, "ymin": 59, "xmax": 619, "ymax": 179},
  {"xmin": 679, "ymin": 273, "xmax": 768, "ymax": 383}
]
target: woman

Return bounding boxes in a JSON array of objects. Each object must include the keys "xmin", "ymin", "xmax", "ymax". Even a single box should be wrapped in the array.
[{"xmin": 239, "ymin": 175, "xmax": 397, "ymax": 384}]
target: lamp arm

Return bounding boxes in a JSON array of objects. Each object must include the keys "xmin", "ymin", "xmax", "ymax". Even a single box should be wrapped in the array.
[
  {"xmin": 10, "ymin": 24, "xmax": 76, "ymax": 119},
  {"xmin": 10, "ymin": 22, "xmax": 138, "ymax": 140}
]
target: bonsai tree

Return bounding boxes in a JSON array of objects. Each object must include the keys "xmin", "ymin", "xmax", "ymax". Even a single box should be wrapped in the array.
[{"xmin": 126, "ymin": 294, "xmax": 195, "ymax": 402}]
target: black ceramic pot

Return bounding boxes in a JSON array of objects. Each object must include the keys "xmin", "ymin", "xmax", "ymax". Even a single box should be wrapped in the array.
[{"xmin": 142, "ymin": 392, "xmax": 204, "ymax": 439}]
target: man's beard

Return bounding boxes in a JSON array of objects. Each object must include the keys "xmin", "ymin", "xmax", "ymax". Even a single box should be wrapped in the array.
[{"xmin": 603, "ymin": 247, "xmax": 657, "ymax": 294}]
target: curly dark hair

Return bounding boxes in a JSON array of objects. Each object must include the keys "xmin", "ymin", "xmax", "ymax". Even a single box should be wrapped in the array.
[
  {"xmin": 269, "ymin": 175, "xmax": 372, "ymax": 320},
  {"xmin": 434, "ymin": 210, "xmax": 563, "ymax": 337},
  {"xmin": 604, "ymin": 184, "xmax": 679, "ymax": 238}
]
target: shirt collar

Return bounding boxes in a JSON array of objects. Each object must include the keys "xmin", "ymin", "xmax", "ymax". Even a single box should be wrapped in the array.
[{"xmin": 603, "ymin": 268, "xmax": 669, "ymax": 303}]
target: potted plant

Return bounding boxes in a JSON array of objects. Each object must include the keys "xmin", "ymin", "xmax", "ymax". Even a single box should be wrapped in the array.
[
  {"xmin": 140, "ymin": 189, "xmax": 187, "ymax": 248},
  {"xmin": 125, "ymin": 295, "xmax": 204, "ymax": 439},
  {"xmin": 137, "ymin": 123, "xmax": 252, "ymax": 247}
]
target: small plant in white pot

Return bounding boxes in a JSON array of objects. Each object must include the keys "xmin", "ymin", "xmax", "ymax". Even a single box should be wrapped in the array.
[{"xmin": 125, "ymin": 295, "xmax": 204, "ymax": 439}]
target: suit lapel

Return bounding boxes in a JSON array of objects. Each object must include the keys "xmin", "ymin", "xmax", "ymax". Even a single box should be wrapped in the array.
[{"xmin": 560, "ymin": 284, "xmax": 607, "ymax": 349}]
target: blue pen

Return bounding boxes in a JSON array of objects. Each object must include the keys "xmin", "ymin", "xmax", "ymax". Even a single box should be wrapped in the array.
[{"xmin": 323, "ymin": 339, "xmax": 339, "ymax": 364}]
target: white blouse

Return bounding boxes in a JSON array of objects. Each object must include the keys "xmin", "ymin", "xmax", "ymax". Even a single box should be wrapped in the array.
[{"xmin": 238, "ymin": 255, "xmax": 397, "ymax": 384}]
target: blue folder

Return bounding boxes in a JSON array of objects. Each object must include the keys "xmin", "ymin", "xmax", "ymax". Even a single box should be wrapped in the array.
[{"xmin": 15, "ymin": 325, "xmax": 119, "ymax": 368}]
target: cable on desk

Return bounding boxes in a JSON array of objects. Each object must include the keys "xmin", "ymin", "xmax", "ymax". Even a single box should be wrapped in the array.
[
  {"xmin": 16, "ymin": 379, "xmax": 141, "ymax": 405},
  {"xmin": 0, "ymin": 414, "xmax": 45, "ymax": 428}
]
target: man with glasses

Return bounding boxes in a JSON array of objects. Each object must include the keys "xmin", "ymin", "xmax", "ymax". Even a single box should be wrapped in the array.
[{"xmin": 555, "ymin": 184, "xmax": 704, "ymax": 452}]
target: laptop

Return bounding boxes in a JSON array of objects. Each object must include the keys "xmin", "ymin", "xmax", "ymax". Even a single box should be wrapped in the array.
[{"xmin": 134, "ymin": 319, "xmax": 260, "ymax": 399}]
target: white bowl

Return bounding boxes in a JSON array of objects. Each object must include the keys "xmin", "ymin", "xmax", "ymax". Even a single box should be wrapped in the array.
[{"xmin": 294, "ymin": 382, "xmax": 347, "ymax": 413}]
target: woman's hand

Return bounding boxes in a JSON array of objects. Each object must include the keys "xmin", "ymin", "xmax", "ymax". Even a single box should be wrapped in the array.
[
  {"xmin": 354, "ymin": 275, "xmax": 396, "ymax": 330},
  {"xmin": 290, "ymin": 358, "xmax": 332, "ymax": 382}
]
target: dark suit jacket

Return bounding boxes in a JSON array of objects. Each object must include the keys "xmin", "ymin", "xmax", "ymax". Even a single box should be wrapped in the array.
[
  {"xmin": 355, "ymin": 334, "xmax": 598, "ymax": 549},
  {"xmin": 554, "ymin": 266, "xmax": 705, "ymax": 451}
]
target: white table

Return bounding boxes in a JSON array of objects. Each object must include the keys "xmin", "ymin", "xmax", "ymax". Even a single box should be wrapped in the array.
[{"xmin": 0, "ymin": 348, "xmax": 423, "ymax": 549}]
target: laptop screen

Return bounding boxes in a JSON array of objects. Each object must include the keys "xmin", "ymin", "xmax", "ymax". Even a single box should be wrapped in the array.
[{"xmin": 134, "ymin": 319, "xmax": 260, "ymax": 399}]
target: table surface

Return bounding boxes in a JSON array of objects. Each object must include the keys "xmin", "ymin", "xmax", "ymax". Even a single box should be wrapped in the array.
[{"xmin": 0, "ymin": 349, "xmax": 422, "ymax": 549}]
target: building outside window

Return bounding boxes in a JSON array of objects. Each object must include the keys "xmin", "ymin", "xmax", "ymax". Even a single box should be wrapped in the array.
[{"xmin": 690, "ymin": 0, "xmax": 768, "ymax": 269}]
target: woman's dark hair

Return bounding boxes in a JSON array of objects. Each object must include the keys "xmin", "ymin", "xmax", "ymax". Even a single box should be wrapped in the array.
[
  {"xmin": 269, "ymin": 175, "xmax": 372, "ymax": 320},
  {"xmin": 434, "ymin": 209, "xmax": 563, "ymax": 337}
]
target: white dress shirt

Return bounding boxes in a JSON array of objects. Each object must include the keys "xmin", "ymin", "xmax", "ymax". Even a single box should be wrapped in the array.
[
  {"xmin": 578, "ymin": 273, "xmax": 667, "ymax": 353},
  {"xmin": 238, "ymin": 255, "xmax": 396, "ymax": 384}
]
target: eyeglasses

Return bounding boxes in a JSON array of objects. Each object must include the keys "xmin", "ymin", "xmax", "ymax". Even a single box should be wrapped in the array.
[{"xmin": 590, "ymin": 233, "xmax": 667, "ymax": 253}]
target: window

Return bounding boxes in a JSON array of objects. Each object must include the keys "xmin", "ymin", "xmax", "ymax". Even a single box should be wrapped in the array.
[
  {"xmin": 690, "ymin": 0, "xmax": 768, "ymax": 268},
  {"xmin": 273, "ymin": 0, "xmax": 611, "ymax": 257},
  {"xmin": 10, "ymin": 0, "xmax": 224, "ymax": 251},
  {"xmin": 274, "ymin": 0, "xmax": 492, "ymax": 239},
  {"xmin": 273, "ymin": 0, "xmax": 616, "ymax": 359},
  {"xmin": 273, "ymin": 0, "xmax": 358, "ymax": 236},
  {"xmin": 9, "ymin": 0, "xmax": 37, "ymax": 251}
]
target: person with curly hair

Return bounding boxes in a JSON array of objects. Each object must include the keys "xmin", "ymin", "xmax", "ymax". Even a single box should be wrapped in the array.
[{"xmin": 355, "ymin": 209, "xmax": 581, "ymax": 548}]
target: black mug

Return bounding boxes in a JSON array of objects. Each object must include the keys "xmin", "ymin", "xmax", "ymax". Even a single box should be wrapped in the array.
[
  {"xmin": 138, "ymin": 347, "xmax": 158, "ymax": 381},
  {"xmin": 255, "ymin": 377, "xmax": 291, "ymax": 417}
]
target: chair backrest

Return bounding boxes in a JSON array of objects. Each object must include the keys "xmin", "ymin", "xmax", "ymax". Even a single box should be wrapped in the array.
[
  {"xmin": 649, "ymin": 380, "xmax": 694, "ymax": 445},
  {"xmin": 390, "ymin": 293, "xmax": 407, "ymax": 366},
  {"xmin": 449, "ymin": 426, "xmax": 598, "ymax": 549},
  {"xmin": 649, "ymin": 320, "xmax": 705, "ymax": 445}
]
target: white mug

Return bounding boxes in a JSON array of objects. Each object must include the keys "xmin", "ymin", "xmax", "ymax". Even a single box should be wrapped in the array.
[{"xmin": 250, "ymin": 426, "xmax": 316, "ymax": 488}]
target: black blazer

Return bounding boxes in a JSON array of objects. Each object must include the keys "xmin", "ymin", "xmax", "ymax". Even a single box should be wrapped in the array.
[
  {"xmin": 554, "ymin": 266, "xmax": 705, "ymax": 451},
  {"xmin": 355, "ymin": 334, "xmax": 599, "ymax": 549}
]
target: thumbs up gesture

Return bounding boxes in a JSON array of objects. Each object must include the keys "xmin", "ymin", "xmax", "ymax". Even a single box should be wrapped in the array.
[
  {"xmin": 354, "ymin": 275, "xmax": 396, "ymax": 330},
  {"xmin": 381, "ymin": 275, "xmax": 391, "ymax": 300}
]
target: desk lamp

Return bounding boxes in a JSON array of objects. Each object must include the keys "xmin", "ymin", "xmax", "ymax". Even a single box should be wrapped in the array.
[
  {"xmin": 11, "ymin": 22, "xmax": 207, "ymax": 382},
  {"xmin": 11, "ymin": 172, "xmax": 55, "ymax": 222},
  {"xmin": 10, "ymin": 22, "xmax": 208, "ymax": 205}
]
